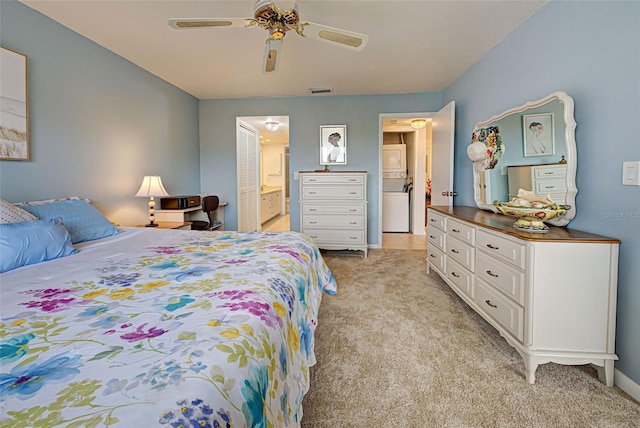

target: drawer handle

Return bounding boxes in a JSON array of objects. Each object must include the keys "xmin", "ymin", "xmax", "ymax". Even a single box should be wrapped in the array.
[
  {"xmin": 309, "ymin": 191, "xmax": 317, "ymax": 194},
  {"xmin": 544, "ymin": 172, "xmax": 554, "ymax": 175},
  {"xmin": 309, "ymin": 179, "xmax": 317, "ymax": 181},
  {"xmin": 309, "ymin": 208, "xmax": 317, "ymax": 211},
  {"xmin": 486, "ymin": 270, "xmax": 499, "ymax": 278},
  {"xmin": 451, "ymin": 272, "xmax": 460, "ymax": 278},
  {"xmin": 350, "ymin": 221, "xmax": 357, "ymax": 225},
  {"xmin": 429, "ymin": 254, "xmax": 436, "ymax": 258},
  {"xmin": 486, "ymin": 244, "xmax": 499, "ymax": 250},
  {"xmin": 544, "ymin": 185, "xmax": 555, "ymax": 189},
  {"xmin": 429, "ymin": 219, "xmax": 437, "ymax": 223},
  {"xmin": 450, "ymin": 249, "xmax": 460, "ymax": 254},
  {"xmin": 485, "ymin": 300, "xmax": 498, "ymax": 308},
  {"xmin": 309, "ymin": 221, "xmax": 317, "ymax": 224},
  {"xmin": 350, "ymin": 236, "xmax": 358, "ymax": 240},
  {"xmin": 310, "ymin": 235, "xmax": 318, "ymax": 239},
  {"xmin": 429, "ymin": 235, "xmax": 436, "ymax": 239},
  {"xmin": 349, "ymin": 179, "xmax": 357, "ymax": 181},
  {"xmin": 349, "ymin": 192, "xmax": 357, "ymax": 195},
  {"xmin": 452, "ymin": 228, "xmax": 460, "ymax": 233},
  {"xmin": 349, "ymin": 209, "xmax": 358, "ymax": 212}
]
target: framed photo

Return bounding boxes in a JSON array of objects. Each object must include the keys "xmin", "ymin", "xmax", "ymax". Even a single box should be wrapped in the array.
[
  {"xmin": 320, "ymin": 125, "xmax": 347, "ymax": 165},
  {"xmin": 0, "ymin": 46, "xmax": 29, "ymax": 161},
  {"xmin": 522, "ymin": 113, "xmax": 554, "ymax": 157}
]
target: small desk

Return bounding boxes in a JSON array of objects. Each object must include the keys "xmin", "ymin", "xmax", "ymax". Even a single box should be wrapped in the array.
[
  {"xmin": 155, "ymin": 202, "xmax": 227, "ymax": 230},
  {"xmin": 137, "ymin": 222, "xmax": 192, "ymax": 230}
]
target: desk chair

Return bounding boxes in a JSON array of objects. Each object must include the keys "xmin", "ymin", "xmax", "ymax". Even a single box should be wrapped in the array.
[{"xmin": 191, "ymin": 196, "xmax": 222, "ymax": 231}]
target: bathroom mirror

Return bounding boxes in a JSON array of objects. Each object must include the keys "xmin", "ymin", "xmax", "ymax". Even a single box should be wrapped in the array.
[{"xmin": 470, "ymin": 91, "xmax": 577, "ymax": 226}]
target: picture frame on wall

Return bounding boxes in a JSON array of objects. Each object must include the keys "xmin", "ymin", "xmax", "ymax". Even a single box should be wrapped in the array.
[
  {"xmin": 319, "ymin": 125, "xmax": 347, "ymax": 165},
  {"xmin": 522, "ymin": 113, "xmax": 554, "ymax": 157},
  {"xmin": 0, "ymin": 46, "xmax": 29, "ymax": 161}
]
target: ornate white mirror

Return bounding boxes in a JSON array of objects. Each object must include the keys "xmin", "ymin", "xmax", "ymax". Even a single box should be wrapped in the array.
[{"xmin": 468, "ymin": 91, "xmax": 577, "ymax": 226}]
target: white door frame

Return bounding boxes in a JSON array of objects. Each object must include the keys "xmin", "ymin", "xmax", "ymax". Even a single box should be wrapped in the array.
[{"xmin": 378, "ymin": 112, "xmax": 432, "ymax": 248}]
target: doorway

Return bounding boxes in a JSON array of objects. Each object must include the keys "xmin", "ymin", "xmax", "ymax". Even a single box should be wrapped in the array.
[
  {"xmin": 378, "ymin": 103, "xmax": 455, "ymax": 248},
  {"xmin": 237, "ymin": 115, "xmax": 290, "ymax": 232}
]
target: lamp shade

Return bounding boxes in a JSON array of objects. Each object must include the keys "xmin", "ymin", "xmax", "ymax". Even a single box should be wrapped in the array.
[{"xmin": 135, "ymin": 175, "xmax": 169, "ymax": 197}]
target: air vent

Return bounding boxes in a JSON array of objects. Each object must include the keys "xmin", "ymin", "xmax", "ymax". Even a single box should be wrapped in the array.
[{"xmin": 309, "ymin": 88, "xmax": 332, "ymax": 94}]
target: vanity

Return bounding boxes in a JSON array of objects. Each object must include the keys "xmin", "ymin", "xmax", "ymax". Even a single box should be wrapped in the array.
[{"xmin": 427, "ymin": 91, "xmax": 620, "ymax": 386}]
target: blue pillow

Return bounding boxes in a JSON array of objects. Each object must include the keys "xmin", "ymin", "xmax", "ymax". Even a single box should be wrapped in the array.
[
  {"xmin": 0, "ymin": 218, "xmax": 78, "ymax": 273},
  {"xmin": 20, "ymin": 200, "xmax": 119, "ymax": 244}
]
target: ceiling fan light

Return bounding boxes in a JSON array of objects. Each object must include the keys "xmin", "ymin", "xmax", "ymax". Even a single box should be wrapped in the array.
[
  {"xmin": 270, "ymin": 22, "xmax": 286, "ymax": 40},
  {"xmin": 411, "ymin": 119, "xmax": 427, "ymax": 129},
  {"xmin": 265, "ymin": 121, "xmax": 280, "ymax": 131}
]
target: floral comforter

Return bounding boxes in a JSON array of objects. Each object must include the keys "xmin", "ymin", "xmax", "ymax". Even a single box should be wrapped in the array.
[{"xmin": 0, "ymin": 228, "xmax": 336, "ymax": 427}]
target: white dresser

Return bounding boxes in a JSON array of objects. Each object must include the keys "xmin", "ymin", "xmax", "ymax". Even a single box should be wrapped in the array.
[
  {"xmin": 427, "ymin": 206, "xmax": 619, "ymax": 386},
  {"xmin": 507, "ymin": 163, "xmax": 567, "ymax": 203},
  {"xmin": 299, "ymin": 171, "xmax": 368, "ymax": 257}
]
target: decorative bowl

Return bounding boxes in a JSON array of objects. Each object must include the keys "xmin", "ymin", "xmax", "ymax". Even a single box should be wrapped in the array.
[{"xmin": 493, "ymin": 201, "xmax": 571, "ymax": 233}]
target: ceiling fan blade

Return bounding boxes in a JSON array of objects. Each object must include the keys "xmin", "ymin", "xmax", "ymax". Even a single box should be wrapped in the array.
[
  {"xmin": 293, "ymin": 21, "xmax": 368, "ymax": 51},
  {"xmin": 169, "ymin": 18, "xmax": 256, "ymax": 29},
  {"xmin": 262, "ymin": 38, "xmax": 283, "ymax": 74}
]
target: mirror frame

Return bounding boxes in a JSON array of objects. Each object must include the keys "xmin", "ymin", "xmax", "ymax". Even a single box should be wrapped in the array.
[{"xmin": 472, "ymin": 91, "xmax": 577, "ymax": 226}]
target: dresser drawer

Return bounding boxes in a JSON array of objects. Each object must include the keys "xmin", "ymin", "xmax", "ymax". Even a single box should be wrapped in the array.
[
  {"xmin": 427, "ymin": 225, "xmax": 446, "ymax": 252},
  {"xmin": 475, "ymin": 279, "xmax": 524, "ymax": 342},
  {"xmin": 446, "ymin": 258, "xmax": 474, "ymax": 300},
  {"xmin": 302, "ymin": 186, "xmax": 364, "ymax": 200},
  {"xmin": 427, "ymin": 209, "xmax": 447, "ymax": 231},
  {"xmin": 447, "ymin": 237, "xmax": 475, "ymax": 272},
  {"xmin": 447, "ymin": 218, "xmax": 475, "ymax": 246},
  {"xmin": 535, "ymin": 179, "xmax": 566, "ymax": 195},
  {"xmin": 476, "ymin": 229, "xmax": 526, "ymax": 269},
  {"xmin": 476, "ymin": 251, "xmax": 526, "ymax": 305},
  {"xmin": 427, "ymin": 245, "xmax": 446, "ymax": 273},
  {"xmin": 303, "ymin": 205, "xmax": 364, "ymax": 215},
  {"xmin": 303, "ymin": 228, "xmax": 365, "ymax": 245},
  {"xmin": 302, "ymin": 174, "xmax": 364, "ymax": 185},
  {"xmin": 303, "ymin": 215, "xmax": 364, "ymax": 229},
  {"xmin": 533, "ymin": 165, "xmax": 566, "ymax": 180}
]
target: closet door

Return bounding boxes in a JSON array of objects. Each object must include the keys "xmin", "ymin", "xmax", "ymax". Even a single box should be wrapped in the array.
[{"xmin": 237, "ymin": 122, "xmax": 258, "ymax": 232}]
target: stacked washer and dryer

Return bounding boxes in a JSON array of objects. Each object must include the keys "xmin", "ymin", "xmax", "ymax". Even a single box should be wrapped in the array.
[{"xmin": 382, "ymin": 144, "xmax": 411, "ymax": 232}]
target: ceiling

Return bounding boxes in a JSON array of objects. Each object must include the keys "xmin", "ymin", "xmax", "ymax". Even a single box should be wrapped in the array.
[{"xmin": 20, "ymin": 0, "xmax": 547, "ymax": 101}]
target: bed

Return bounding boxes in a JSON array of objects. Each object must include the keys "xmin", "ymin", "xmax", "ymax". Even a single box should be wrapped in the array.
[{"xmin": 0, "ymin": 201, "xmax": 336, "ymax": 427}]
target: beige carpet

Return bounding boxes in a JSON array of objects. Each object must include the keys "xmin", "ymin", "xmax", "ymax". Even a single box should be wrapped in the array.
[{"xmin": 301, "ymin": 249, "xmax": 640, "ymax": 427}]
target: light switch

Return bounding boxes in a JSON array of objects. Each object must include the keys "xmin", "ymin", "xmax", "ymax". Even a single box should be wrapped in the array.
[
  {"xmin": 622, "ymin": 161, "xmax": 640, "ymax": 186},
  {"xmin": 294, "ymin": 171, "xmax": 299, "ymax": 180}
]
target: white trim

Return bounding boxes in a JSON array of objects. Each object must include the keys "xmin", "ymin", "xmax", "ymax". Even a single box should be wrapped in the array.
[
  {"xmin": 615, "ymin": 369, "xmax": 640, "ymax": 403},
  {"xmin": 471, "ymin": 91, "xmax": 577, "ymax": 227}
]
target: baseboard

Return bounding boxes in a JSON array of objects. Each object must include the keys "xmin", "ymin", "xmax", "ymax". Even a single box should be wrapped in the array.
[{"xmin": 615, "ymin": 369, "xmax": 640, "ymax": 403}]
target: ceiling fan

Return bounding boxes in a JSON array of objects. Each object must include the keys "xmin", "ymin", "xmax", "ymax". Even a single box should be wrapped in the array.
[{"xmin": 169, "ymin": 0, "xmax": 368, "ymax": 74}]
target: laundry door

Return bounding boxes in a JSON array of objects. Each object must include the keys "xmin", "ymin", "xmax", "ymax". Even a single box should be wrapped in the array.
[
  {"xmin": 237, "ymin": 121, "xmax": 258, "ymax": 232},
  {"xmin": 430, "ymin": 101, "xmax": 456, "ymax": 206}
]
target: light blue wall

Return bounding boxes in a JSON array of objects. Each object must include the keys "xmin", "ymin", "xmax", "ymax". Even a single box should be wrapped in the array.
[
  {"xmin": 199, "ymin": 93, "xmax": 443, "ymax": 239},
  {"xmin": 445, "ymin": 0, "xmax": 640, "ymax": 384},
  {"xmin": 0, "ymin": 1, "xmax": 200, "ymax": 225}
]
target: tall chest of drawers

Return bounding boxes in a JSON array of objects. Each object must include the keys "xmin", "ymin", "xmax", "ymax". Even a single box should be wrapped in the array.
[
  {"xmin": 507, "ymin": 164, "xmax": 567, "ymax": 203},
  {"xmin": 427, "ymin": 206, "xmax": 619, "ymax": 386},
  {"xmin": 299, "ymin": 171, "xmax": 368, "ymax": 257}
]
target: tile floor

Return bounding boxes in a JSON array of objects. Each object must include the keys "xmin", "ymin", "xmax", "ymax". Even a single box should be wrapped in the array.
[{"xmin": 261, "ymin": 213, "xmax": 427, "ymax": 250}]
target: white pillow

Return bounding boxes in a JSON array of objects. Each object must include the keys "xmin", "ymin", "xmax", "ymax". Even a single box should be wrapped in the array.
[{"xmin": 0, "ymin": 198, "xmax": 38, "ymax": 224}]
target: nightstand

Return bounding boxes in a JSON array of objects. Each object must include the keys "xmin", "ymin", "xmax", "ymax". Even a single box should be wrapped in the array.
[{"xmin": 137, "ymin": 222, "xmax": 192, "ymax": 230}]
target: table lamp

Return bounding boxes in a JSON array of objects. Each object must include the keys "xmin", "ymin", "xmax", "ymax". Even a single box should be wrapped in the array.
[{"xmin": 135, "ymin": 175, "xmax": 169, "ymax": 227}]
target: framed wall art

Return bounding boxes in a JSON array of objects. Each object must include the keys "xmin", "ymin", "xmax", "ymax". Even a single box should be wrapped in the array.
[
  {"xmin": 522, "ymin": 113, "xmax": 554, "ymax": 157},
  {"xmin": 320, "ymin": 125, "xmax": 347, "ymax": 165},
  {"xmin": 0, "ymin": 46, "xmax": 29, "ymax": 161}
]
